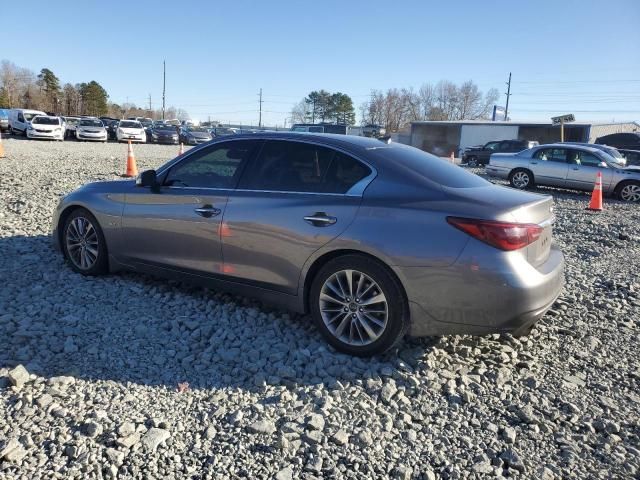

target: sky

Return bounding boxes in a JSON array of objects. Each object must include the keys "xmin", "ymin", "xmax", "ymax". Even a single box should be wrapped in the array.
[{"xmin": 3, "ymin": 0, "xmax": 639, "ymax": 126}]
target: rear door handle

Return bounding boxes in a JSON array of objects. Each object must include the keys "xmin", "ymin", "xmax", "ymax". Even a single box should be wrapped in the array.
[
  {"xmin": 194, "ymin": 205, "xmax": 221, "ymax": 218},
  {"xmin": 304, "ymin": 212, "xmax": 337, "ymax": 227}
]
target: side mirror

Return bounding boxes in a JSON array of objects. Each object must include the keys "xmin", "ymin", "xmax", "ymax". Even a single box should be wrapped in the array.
[{"xmin": 136, "ymin": 169, "xmax": 158, "ymax": 188}]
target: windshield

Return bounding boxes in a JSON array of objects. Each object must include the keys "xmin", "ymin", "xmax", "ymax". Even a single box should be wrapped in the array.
[
  {"xmin": 32, "ymin": 117, "xmax": 60, "ymax": 125},
  {"xmin": 215, "ymin": 128, "xmax": 235, "ymax": 135},
  {"xmin": 0, "ymin": 109, "xmax": 8, "ymax": 119},
  {"xmin": 65, "ymin": 118, "xmax": 79, "ymax": 126},
  {"xmin": 141, "ymin": 121, "xmax": 153, "ymax": 127},
  {"xmin": 24, "ymin": 112, "xmax": 42, "ymax": 121},
  {"xmin": 187, "ymin": 127, "xmax": 208, "ymax": 133},
  {"xmin": 601, "ymin": 146, "xmax": 624, "ymax": 159},
  {"xmin": 154, "ymin": 125, "xmax": 175, "ymax": 131},
  {"xmin": 120, "ymin": 121, "xmax": 141, "ymax": 128},
  {"xmin": 79, "ymin": 119, "xmax": 104, "ymax": 127}
]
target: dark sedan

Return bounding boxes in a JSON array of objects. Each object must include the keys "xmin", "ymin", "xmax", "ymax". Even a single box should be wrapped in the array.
[
  {"xmin": 150, "ymin": 124, "xmax": 179, "ymax": 144},
  {"xmin": 52, "ymin": 133, "xmax": 564, "ymax": 356}
]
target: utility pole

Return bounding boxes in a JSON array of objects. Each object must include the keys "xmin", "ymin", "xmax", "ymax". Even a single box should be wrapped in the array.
[
  {"xmin": 162, "ymin": 60, "xmax": 166, "ymax": 120},
  {"xmin": 312, "ymin": 98, "xmax": 316, "ymax": 123},
  {"xmin": 258, "ymin": 88, "xmax": 263, "ymax": 128},
  {"xmin": 504, "ymin": 72, "xmax": 512, "ymax": 121},
  {"xmin": 148, "ymin": 94, "xmax": 152, "ymax": 115}
]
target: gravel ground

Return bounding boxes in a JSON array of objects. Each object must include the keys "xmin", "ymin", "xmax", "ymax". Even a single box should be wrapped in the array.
[{"xmin": 1, "ymin": 138, "xmax": 639, "ymax": 479}]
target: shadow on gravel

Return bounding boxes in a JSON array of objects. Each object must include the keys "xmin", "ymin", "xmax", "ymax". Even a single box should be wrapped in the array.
[{"xmin": 0, "ymin": 234, "xmax": 440, "ymax": 392}]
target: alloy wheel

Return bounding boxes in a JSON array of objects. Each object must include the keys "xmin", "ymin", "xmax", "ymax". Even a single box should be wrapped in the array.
[
  {"xmin": 65, "ymin": 216, "xmax": 100, "ymax": 270},
  {"xmin": 620, "ymin": 184, "xmax": 640, "ymax": 202},
  {"xmin": 319, "ymin": 269, "xmax": 388, "ymax": 346},
  {"xmin": 512, "ymin": 171, "xmax": 530, "ymax": 188}
]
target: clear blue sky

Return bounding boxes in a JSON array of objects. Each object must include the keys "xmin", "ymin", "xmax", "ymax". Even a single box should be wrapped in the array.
[{"xmin": 3, "ymin": 0, "xmax": 639, "ymax": 126}]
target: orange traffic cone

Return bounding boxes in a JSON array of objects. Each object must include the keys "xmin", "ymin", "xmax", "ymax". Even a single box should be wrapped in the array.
[
  {"xmin": 0, "ymin": 131, "xmax": 5, "ymax": 158},
  {"xmin": 125, "ymin": 140, "xmax": 138, "ymax": 177},
  {"xmin": 179, "ymin": 143, "xmax": 184, "ymax": 155},
  {"xmin": 587, "ymin": 171, "xmax": 603, "ymax": 211}
]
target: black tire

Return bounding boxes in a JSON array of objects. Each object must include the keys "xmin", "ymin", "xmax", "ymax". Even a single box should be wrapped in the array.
[
  {"xmin": 309, "ymin": 254, "xmax": 408, "ymax": 357},
  {"xmin": 467, "ymin": 156, "xmax": 479, "ymax": 167},
  {"xmin": 509, "ymin": 168, "xmax": 534, "ymax": 190},
  {"xmin": 615, "ymin": 181, "xmax": 640, "ymax": 202},
  {"xmin": 62, "ymin": 208, "xmax": 109, "ymax": 276}
]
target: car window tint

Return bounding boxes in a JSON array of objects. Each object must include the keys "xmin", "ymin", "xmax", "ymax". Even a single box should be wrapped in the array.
[
  {"xmin": 323, "ymin": 152, "xmax": 371, "ymax": 194},
  {"xmin": 164, "ymin": 141, "xmax": 259, "ymax": 188},
  {"xmin": 485, "ymin": 142, "xmax": 499, "ymax": 150},
  {"xmin": 535, "ymin": 148, "xmax": 566, "ymax": 162},
  {"xmin": 569, "ymin": 150, "xmax": 602, "ymax": 167},
  {"xmin": 240, "ymin": 140, "xmax": 334, "ymax": 193},
  {"xmin": 372, "ymin": 143, "xmax": 488, "ymax": 188}
]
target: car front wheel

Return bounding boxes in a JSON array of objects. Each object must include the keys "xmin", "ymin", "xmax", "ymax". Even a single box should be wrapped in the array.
[
  {"xmin": 310, "ymin": 255, "xmax": 408, "ymax": 356},
  {"xmin": 62, "ymin": 209, "xmax": 109, "ymax": 275}
]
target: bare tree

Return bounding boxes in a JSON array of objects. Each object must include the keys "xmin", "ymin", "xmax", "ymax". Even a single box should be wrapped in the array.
[{"xmin": 290, "ymin": 99, "xmax": 310, "ymax": 124}]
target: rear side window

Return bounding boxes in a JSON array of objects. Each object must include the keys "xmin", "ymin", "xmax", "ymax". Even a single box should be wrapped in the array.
[
  {"xmin": 373, "ymin": 144, "xmax": 488, "ymax": 188},
  {"xmin": 534, "ymin": 148, "xmax": 567, "ymax": 162},
  {"xmin": 164, "ymin": 140, "xmax": 259, "ymax": 189},
  {"xmin": 239, "ymin": 140, "xmax": 371, "ymax": 194}
]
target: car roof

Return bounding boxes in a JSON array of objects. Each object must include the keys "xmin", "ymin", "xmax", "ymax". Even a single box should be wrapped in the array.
[{"xmin": 535, "ymin": 143, "xmax": 605, "ymax": 154}]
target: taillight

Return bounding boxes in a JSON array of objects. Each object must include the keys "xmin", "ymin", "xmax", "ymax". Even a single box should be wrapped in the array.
[{"xmin": 446, "ymin": 217, "xmax": 543, "ymax": 251}]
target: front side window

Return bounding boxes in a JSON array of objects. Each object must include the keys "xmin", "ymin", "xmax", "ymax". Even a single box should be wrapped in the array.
[
  {"xmin": 535, "ymin": 148, "xmax": 567, "ymax": 162},
  {"xmin": 239, "ymin": 141, "xmax": 371, "ymax": 194},
  {"xmin": 484, "ymin": 142, "xmax": 500, "ymax": 151},
  {"xmin": 18, "ymin": 113, "xmax": 25, "ymax": 122},
  {"xmin": 568, "ymin": 150, "xmax": 602, "ymax": 167},
  {"xmin": 164, "ymin": 140, "xmax": 259, "ymax": 189}
]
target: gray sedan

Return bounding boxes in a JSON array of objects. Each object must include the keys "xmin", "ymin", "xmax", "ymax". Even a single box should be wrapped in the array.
[
  {"xmin": 52, "ymin": 133, "xmax": 564, "ymax": 356},
  {"xmin": 487, "ymin": 143, "xmax": 640, "ymax": 201}
]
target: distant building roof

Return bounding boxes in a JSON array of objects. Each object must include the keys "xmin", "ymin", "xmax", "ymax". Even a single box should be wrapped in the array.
[{"xmin": 411, "ymin": 120, "xmax": 640, "ymax": 127}]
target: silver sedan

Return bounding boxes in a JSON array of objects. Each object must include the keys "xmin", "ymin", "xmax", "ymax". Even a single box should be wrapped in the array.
[
  {"xmin": 52, "ymin": 133, "xmax": 564, "ymax": 356},
  {"xmin": 487, "ymin": 143, "xmax": 640, "ymax": 202}
]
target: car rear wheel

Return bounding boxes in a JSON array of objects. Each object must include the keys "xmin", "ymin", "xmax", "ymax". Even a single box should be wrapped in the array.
[
  {"xmin": 310, "ymin": 255, "xmax": 408, "ymax": 356},
  {"xmin": 509, "ymin": 169, "xmax": 533, "ymax": 189},
  {"xmin": 617, "ymin": 181, "xmax": 640, "ymax": 202},
  {"xmin": 467, "ymin": 156, "xmax": 479, "ymax": 167},
  {"xmin": 62, "ymin": 209, "xmax": 108, "ymax": 276}
]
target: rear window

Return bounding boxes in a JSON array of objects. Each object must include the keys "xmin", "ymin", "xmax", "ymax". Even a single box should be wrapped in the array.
[{"xmin": 373, "ymin": 144, "xmax": 489, "ymax": 188}]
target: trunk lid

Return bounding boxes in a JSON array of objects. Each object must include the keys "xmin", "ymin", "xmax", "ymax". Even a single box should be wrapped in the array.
[{"xmin": 443, "ymin": 184, "xmax": 554, "ymax": 267}]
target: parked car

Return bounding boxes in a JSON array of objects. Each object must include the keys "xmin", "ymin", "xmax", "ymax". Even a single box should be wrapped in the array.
[
  {"xmin": 76, "ymin": 118, "xmax": 108, "ymax": 142},
  {"xmin": 487, "ymin": 143, "xmax": 640, "ymax": 202},
  {"xmin": 101, "ymin": 119, "xmax": 119, "ymax": 140},
  {"xmin": 209, "ymin": 126, "xmax": 238, "ymax": 137},
  {"xmin": 619, "ymin": 149, "xmax": 640, "ymax": 168},
  {"xmin": 595, "ymin": 132, "xmax": 640, "ymax": 150},
  {"xmin": 362, "ymin": 124, "xmax": 386, "ymax": 138},
  {"xmin": 9, "ymin": 108, "xmax": 46, "ymax": 136},
  {"xmin": 149, "ymin": 123, "xmax": 179, "ymax": 144},
  {"xmin": 179, "ymin": 125, "xmax": 212, "ymax": 145},
  {"xmin": 62, "ymin": 116, "xmax": 81, "ymax": 139},
  {"xmin": 26, "ymin": 115, "xmax": 65, "ymax": 141},
  {"xmin": 0, "ymin": 109, "xmax": 9, "ymax": 133},
  {"xmin": 463, "ymin": 140, "xmax": 539, "ymax": 167},
  {"xmin": 561, "ymin": 142, "xmax": 626, "ymax": 166},
  {"xmin": 291, "ymin": 123, "xmax": 349, "ymax": 135},
  {"xmin": 52, "ymin": 133, "xmax": 564, "ymax": 356},
  {"xmin": 116, "ymin": 120, "xmax": 146, "ymax": 143}
]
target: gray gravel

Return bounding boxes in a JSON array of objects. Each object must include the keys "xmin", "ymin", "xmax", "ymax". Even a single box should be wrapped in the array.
[{"xmin": 1, "ymin": 138, "xmax": 639, "ymax": 479}]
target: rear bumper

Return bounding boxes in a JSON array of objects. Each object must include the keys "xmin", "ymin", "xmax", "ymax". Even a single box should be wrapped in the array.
[{"xmin": 398, "ymin": 244, "xmax": 565, "ymax": 337}]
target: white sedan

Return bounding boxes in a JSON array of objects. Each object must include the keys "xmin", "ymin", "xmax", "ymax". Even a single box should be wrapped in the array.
[
  {"xmin": 116, "ymin": 120, "xmax": 146, "ymax": 143},
  {"xmin": 26, "ymin": 116, "xmax": 65, "ymax": 141}
]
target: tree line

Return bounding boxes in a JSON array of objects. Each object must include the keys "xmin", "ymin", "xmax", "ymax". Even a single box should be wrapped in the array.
[
  {"xmin": 0, "ymin": 60, "xmax": 188, "ymax": 120},
  {"xmin": 360, "ymin": 81, "xmax": 499, "ymax": 132},
  {"xmin": 290, "ymin": 81, "xmax": 499, "ymax": 132}
]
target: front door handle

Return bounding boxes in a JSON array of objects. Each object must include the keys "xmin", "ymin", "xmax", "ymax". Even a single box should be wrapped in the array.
[
  {"xmin": 572, "ymin": 167, "xmax": 579, "ymax": 170},
  {"xmin": 194, "ymin": 205, "xmax": 221, "ymax": 218},
  {"xmin": 531, "ymin": 161, "xmax": 538, "ymax": 165},
  {"xmin": 304, "ymin": 212, "xmax": 337, "ymax": 227}
]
